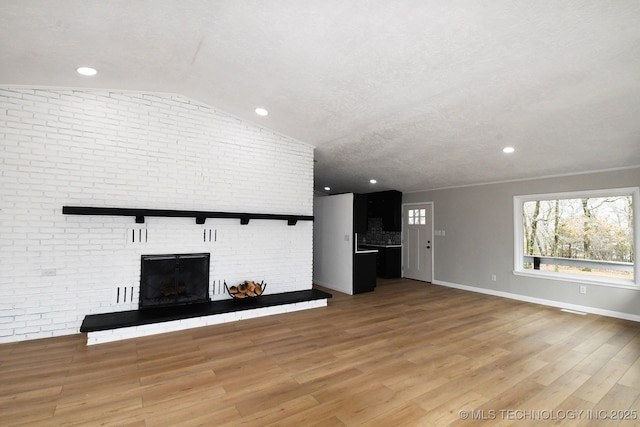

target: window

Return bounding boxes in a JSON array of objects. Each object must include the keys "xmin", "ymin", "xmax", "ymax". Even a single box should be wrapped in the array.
[
  {"xmin": 408, "ymin": 208, "xmax": 426, "ymax": 225},
  {"xmin": 514, "ymin": 187, "xmax": 639, "ymax": 287}
]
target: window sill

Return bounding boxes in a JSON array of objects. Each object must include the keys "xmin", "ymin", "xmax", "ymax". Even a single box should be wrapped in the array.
[{"xmin": 513, "ymin": 270, "xmax": 639, "ymax": 290}]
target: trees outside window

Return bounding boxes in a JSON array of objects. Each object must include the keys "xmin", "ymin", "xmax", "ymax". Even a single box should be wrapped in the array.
[{"xmin": 514, "ymin": 188, "xmax": 638, "ymax": 287}]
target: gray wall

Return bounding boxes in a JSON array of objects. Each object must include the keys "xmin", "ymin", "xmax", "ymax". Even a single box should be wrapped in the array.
[{"xmin": 404, "ymin": 167, "xmax": 640, "ymax": 318}]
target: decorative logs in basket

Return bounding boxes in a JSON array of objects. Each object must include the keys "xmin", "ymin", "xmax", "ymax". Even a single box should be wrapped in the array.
[{"xmin": 225, "ymin": 280, "xmax": 266, "ymax": 299}]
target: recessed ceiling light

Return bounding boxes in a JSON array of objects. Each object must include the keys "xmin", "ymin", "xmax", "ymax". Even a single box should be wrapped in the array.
[
  {"xmin": 255, "ymin": 107, "xmax": 269, "ymax": 116},
  {"xmin": 324, "ymin": 186, "xmax": 331, "ymax": 191},
  {"xmin": 503, "ymin": 146, "xmax": 515, "ymax": 154},
  {"xmin": 76, "ymin": 66, "xmax": 97, "ymax": 76},
  {"xmin": 370, "ymin": 179, "xmax": 377, "ymax": 184}
]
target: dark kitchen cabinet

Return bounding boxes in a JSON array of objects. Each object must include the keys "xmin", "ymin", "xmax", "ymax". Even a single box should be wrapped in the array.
[
  {"xmin": 365, "ymin": 194, "xmax": 382, "ymax": 218},
  {"xmin": 353, "ymin": 252, "xmax": 377, "ymax": 293},
  {"xmin": 378, "ymin": 247, "xmax": 401, "ymax": 278},
  {"xmin": 353, "ymin": 193, "xmax": 368, "ymax": 234},
  {"xmin": 366, "ymin": 190, "xmax": 402, "ymax": 232},
  {"xmin": 361, "ymin": 246, "xmax": 402, "ymax": 279},
  {"xmin": 353, "ymin": 193, "xmax": 377, "ymax": 293}
]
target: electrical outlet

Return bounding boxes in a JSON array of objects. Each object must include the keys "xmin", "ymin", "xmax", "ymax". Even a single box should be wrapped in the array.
[
  {"xmin": 491, "ymin": 274, "xmax": 497, "ymax": 282},
  {"xmin": 579, "ymin": 285, "xmax": 587, "ymax": 294}
]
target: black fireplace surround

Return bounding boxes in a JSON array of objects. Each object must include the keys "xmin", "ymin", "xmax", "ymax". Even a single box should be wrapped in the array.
[{"xmin": 139, "ymin": 253, "xmax": 210, "ymax": 309}]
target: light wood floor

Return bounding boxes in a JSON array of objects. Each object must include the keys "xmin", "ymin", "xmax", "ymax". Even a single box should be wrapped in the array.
[{"xmin": 2, "ymin": 279, "xmax": 640, "ymax": 426}]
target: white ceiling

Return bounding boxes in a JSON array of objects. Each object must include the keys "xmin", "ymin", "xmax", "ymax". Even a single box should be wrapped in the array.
[{"xmin": 2, "ymin": 1, "xmax": 640, "ymax": 194}]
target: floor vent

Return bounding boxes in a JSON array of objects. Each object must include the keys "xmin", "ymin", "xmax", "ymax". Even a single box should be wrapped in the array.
[{"xmin": 560, "ymin": 308, "xmax": 587, "ymax": 315}]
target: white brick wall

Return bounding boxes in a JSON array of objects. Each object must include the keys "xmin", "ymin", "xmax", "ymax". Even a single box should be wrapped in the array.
[{"xmin": 0, "ymin": 87, "xmax": 315, "ymax": 343}]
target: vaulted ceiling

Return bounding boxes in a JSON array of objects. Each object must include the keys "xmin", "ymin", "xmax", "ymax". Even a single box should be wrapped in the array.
[{"xmin": 2, "ymin": 1, "xmax": 640, "ymax": 194}]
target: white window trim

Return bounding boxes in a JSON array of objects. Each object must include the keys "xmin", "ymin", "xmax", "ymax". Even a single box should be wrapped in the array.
[{"xmin": 513, "ymin": 187, "xmax": 640, "ymax": 289}]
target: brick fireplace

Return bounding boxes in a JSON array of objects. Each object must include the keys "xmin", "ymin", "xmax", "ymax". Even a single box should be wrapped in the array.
[{"xmin": 0, "ymin": 87, "xmax": 315, "ymax": 343}]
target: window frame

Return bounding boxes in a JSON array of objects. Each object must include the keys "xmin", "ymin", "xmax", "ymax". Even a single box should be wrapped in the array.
[{"xmin": 513, "ymin": 187, "xmax": 640, "ymax": 289}]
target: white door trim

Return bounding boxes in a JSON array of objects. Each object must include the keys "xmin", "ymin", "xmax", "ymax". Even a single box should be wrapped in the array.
[{"xmin": 401, "ymin": 201, "xmax": 434, "ymax": 282}]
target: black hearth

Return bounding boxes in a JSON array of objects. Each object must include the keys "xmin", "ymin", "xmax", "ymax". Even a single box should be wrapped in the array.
[{"xmin": 139, "ymin": 253, "xmax": 210, "ymax": 309}]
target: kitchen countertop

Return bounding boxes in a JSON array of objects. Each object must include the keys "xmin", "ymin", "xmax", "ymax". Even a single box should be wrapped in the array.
[{"xmin": 355, "ymin": 247, "xmax": 378, "ymax": 254}]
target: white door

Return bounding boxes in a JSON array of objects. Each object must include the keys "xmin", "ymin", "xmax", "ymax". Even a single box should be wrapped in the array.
[{"xmin": 402, "ymin": 203, "xmax": 433, "ymax": 282}]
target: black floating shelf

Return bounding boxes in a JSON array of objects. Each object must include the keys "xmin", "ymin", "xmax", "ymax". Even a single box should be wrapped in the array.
[{"xmin": 62, "ymin": 206, "xmax": 313, "ymax": 225}]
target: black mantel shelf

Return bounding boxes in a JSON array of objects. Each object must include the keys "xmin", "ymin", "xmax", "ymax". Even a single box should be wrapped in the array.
[{"xmin": 62, "ymin": 206, "xmax": 314, "ymax": 225}]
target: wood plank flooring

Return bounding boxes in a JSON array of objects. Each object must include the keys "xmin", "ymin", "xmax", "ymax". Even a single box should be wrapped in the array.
[{"xmin": 2, "ymin": 279, "xmax": 640, "ymax": 426}]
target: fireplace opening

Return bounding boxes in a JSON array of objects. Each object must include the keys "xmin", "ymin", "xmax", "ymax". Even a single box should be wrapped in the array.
[{"xmin": 139, "ymin": 253, "xmax": 210, "ymax": 309}]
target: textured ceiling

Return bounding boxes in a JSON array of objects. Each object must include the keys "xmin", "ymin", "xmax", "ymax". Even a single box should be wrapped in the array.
[{"xmin": 2, "ymin": 1, "xmax": 640, "ymax": 194}]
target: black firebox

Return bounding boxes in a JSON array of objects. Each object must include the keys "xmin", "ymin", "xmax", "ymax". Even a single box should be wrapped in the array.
[{"xmin": 139, "ymin": 253, "xmax": 210, "ymax": 309}]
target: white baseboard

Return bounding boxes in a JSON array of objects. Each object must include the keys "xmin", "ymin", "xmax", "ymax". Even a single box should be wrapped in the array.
[{"xmin": 432, "ymin": 279, "xmax": 640, "ymax": 323}]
